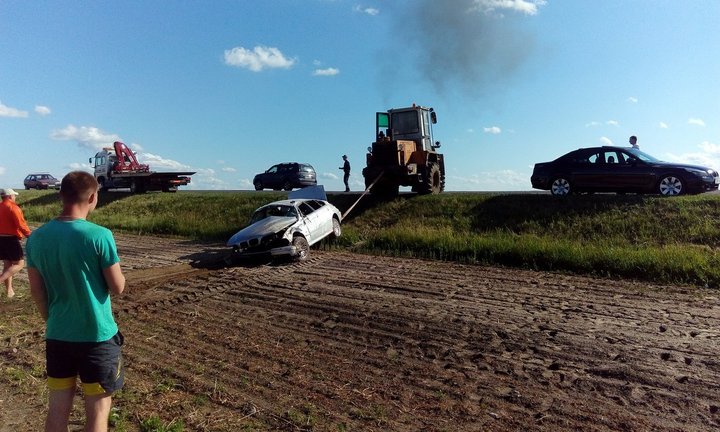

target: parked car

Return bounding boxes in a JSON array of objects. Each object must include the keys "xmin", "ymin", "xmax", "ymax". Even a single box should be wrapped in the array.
[
  {"xmin": 227, "ymin": 191, "xmax": 342, "ymax": 262},
  {"xmin": 24, "ymin": 173, "xmax": 61, "ymax": 190},
  {"xmin": 253, "ymin": 163, "xmax": 317, "ymax": 191},
  {"xmin": 531, "ymin": 146, "xmax": 719, "ymax": 196}
]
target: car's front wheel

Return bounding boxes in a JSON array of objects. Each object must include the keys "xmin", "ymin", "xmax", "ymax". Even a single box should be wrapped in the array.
[
  {"xmin": 331, "ymin": 217, "xmax": 342, "ymax": 239},
  {"xmin": 254, "ymin": 181, "xmax": 263, "ymax": 191},
  {"xmin": 292, "ymin": 236, "xmax": 310, "ymax": 262},
  {"xmin": 658, "ymin": 175, "xmax": 684, "ymax": 196},
  {"xmin": 550, "ymin": 177, "xmax": 571, "ymax": 196},
  {"xmin": 282, "ymin": 180, "xmax": 293, "ymax": 191}
]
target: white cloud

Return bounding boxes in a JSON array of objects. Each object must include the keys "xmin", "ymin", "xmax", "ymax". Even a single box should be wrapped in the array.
[
  {"xmin": 627, "ymin": 96, "xmax": 638, "ymax": 103},
  {"xmin": 224, "ymin": 46, "xmax": 296, "ymax": 72},
  {"xmin": 599, "ymin": 136, "xmax": 613, "ymax": 146},
  {"xmin": 238, "ymin": 179, "xmax": 253, "ymax": 189},
  {"xmin": 606, "ymin": 120, "xmax": 619, "ymax": 127},
  {"xmin": 664, "ymin": 141, "xmax": 720, "ymax": 171},
  {"xmin": 67, "ymin": 162, "xmax": 93, "ymax": 172},
  {"xmin": 138, "ymin": 152, "xmax": 192, "ymax": 171},
  {"xmin": 699, "ymin": 141, "xmax": 720, "ymax": 154},
  {"xmin": 470, "ymin": 0, "xmax": 547, "ymax": 16},
  {"xmin": 0, "ymin": 101, "xmax": 28, "ymax": 118},
  {"xmin": 221, "ymin": 167, "xmax": 237, "ymax": 173},
  {"xmin": 50, "ymin": 125, "xmax": 121, "ymax": 150},
  {"xmin": 467, "ymin": 128, "xmax": 475, "ymax": 133},
  {"xmin": 688, "ymin": 118, "xmax": 706, "ymax": 127},
  {"xmin": 321, "ymin": 172, "xmax": 340, "ymax": 181},
  {"xmin": 585, "ymin": 121, "xmax": 600, "ymax": 127},
  {"xmin": 659, "ymin": 122, "xmax": 668, "ymax": 129},
  {"xmin": 354, "ymin": 5, "xmax": 379, "ymax": 15},
  {"xmin": 313, "ymin": 67, "xmax": 340, "ymax": 76},
  {"xmin": 0, "ymin": 166, "xmax": 6, "ymax": 175},
  {"xmin": 35, "ymin": 105, "xmax": 51, "ymax": 116},
  {"xmin": 483, "ymin": 126, "xmax": 501, "ymax": 134}
]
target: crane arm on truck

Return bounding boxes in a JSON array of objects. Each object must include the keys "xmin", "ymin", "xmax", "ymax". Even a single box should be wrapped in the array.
[{"xmin": 112, "ymin": 141, "xmax": 149, "ymax": 173}]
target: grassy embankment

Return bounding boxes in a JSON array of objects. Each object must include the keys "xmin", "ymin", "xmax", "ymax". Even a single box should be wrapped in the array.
[{"xmin": 17, "ymin": 190, "xmax": 720, "ymax": 288}]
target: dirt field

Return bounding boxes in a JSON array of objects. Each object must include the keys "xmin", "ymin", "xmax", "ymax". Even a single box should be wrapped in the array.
[{"xmin": 2, "ymin": 232, "xmax": 720, "ymax": 431}]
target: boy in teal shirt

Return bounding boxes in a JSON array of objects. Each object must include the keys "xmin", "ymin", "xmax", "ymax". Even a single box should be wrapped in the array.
[{"xmin": 27, "ymin": 171, "xmax": 126, "ymax": 432}]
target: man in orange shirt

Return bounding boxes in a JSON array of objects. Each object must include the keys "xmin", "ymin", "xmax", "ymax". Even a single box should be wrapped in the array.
[{"xmin": 0, "ymin": 188, "xmax": 32, "ymax": 298}]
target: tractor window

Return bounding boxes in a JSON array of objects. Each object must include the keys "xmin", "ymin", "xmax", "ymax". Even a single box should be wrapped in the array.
[
  {"xmin": 391, "ymin": 111, "xmax": 419, "ymax": 135},
  {"xmin": 377, "ymin": 112, "xmax": 389, "ymax": 128}
]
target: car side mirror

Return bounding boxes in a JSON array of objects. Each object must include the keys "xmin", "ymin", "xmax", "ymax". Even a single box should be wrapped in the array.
[{"xmin": 432, "ymin": 141, "xmax": 441, "ymax": 149}]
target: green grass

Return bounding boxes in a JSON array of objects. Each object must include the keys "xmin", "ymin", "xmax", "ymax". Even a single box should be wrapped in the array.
[{"xmin": 16, "ymin": 190, "xmax": 720, "ymax": 287}]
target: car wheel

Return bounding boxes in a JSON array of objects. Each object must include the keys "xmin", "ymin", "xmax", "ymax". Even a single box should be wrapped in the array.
[
  {"xmin": 331, "ymin": 217, "xmax": 342, "ymax": 239},
  {"xmin": 658, "ymin": 175, "xmax": 684, "ymax": 196},
  {"xmin": 283, "ymin": 181, "xmax": 293, "ymax": 191},
  {"xmin": 292, "ymin": 236, "xmax": 310, "ymax": 262},
  {"xmin": 550, "ymin": 177, "xmax": 571, "ymax": 196},
  {"xmin": 254, "ymin": 181, "xmax": 263, "ymax": 191}
]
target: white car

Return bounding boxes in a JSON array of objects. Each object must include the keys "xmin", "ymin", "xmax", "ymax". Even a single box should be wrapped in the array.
[{"xmin": 227, "ymin": 192, "xmax": 342, "ymax": 262}]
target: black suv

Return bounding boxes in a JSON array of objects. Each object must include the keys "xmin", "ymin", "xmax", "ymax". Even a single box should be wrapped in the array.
[
  {"xmin": 24, "ymin": 173, "xmax": 61, "ymax": 190},
  {"xmin": 253, "ymin": 163, "xmax": 317, "ymax": 191}
]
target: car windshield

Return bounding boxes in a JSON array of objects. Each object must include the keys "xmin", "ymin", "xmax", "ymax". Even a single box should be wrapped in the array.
[
  {"xmin": 249, "ymin": 204, "xmax": 298, "ymax": 224},
  {"xmin": 626, "ymin": 148, "xmax": 661, "ymax": 162}
]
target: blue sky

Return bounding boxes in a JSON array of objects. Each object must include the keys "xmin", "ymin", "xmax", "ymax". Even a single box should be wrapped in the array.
[{"xmin": 1, "ymin": 0, "xmax": 719, "ymax": 191}]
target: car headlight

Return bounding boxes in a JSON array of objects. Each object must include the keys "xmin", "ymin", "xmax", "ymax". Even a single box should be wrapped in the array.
[{"xmin": 684, "ymin": 168, "xmax": 714, "ymax": 181}]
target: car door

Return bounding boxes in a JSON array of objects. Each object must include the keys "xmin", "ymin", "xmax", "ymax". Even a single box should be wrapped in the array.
[
  {"xmin": 297, "ymin": 202, "xmax": 324, "ymax": 244},
  {"xmin": 308, "ymin": 200, "xmax": 332, "ymax": 234},
  {"xmin": 567, "ymin": 149, "xmax": 603, "ymax": 190},
  {"xmin": 615, "ymin": 150, "xmax": 656, "ymax": 191},
  {"xmin": 262, "ymin": 165, "xmax": 280, "ymax": 189}
]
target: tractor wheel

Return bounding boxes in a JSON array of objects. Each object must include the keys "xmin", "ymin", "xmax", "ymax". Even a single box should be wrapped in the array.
[
  {"xmin": 429, "ymin": 163, "xmax": 442, "ymax": 194},
  {"xmin": 417, "ymin": 163, "xmax": 443, "ymax": 194}
]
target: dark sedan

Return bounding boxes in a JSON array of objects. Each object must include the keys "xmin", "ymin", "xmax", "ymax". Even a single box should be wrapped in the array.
[{"xmin": 531, "ymin": 146, "xmax": 719, "ymax": 196}]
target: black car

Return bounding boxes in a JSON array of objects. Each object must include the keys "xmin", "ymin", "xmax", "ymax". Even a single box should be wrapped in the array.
[
  {"xmin": 531, "ymin": 146, "xmax": 719, "ymax": 196},
  {"xmin": 253, "ymin": 163, "xmax": 317, "ymax": 191}
]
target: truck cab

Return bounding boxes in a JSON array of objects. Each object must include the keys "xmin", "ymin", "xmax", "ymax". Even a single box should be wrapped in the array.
[
  {"xmin": 379, "ymin": 106, "xmax": 440, "ymax": 153},
  {"xmin": 90, "ymin": 148, "xmax": 115, "ymax": 183}
]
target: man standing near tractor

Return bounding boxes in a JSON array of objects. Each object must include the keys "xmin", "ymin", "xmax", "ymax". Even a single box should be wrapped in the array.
[{"xmin": 340, "ymin": 155, "xmax": 351, "ymax": 192}]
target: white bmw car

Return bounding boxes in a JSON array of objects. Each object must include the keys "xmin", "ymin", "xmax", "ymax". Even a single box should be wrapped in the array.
[{"xmin": 227, "ymin": 190, "xmax": 342, "ymax": 262}]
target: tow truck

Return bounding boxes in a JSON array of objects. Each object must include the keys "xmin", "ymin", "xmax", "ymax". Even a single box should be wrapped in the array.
[{"xmin": 89, "ymin": 141, "xmax": 195, "ymax": 193}]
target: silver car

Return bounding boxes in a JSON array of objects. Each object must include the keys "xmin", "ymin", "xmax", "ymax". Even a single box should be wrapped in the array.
[{"xmin": 227, "ymin": 194, "xmax": 342, "ymax": 262}]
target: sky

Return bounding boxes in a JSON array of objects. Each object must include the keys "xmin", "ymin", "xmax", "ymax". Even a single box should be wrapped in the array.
[{"xmin": 1, "ymin": 0, "xmax": 719, "ymax": 192}]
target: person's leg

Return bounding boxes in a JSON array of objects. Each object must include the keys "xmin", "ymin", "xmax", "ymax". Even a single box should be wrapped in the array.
[
  {"xmin": 83, "ymin": 393, "xmax": 112, "ymax": 432},
  {"xmin": 1, "ymin": 259, "xmax": 24, "ymax": 297},
  {"xmin": 45, "ymin": 388, "xmax": 75, "ymax": 432}
]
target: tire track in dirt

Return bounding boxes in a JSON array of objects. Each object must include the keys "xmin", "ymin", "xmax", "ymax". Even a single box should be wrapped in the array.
[{"xmin": 114, "ymin": 245, "xmax": 720, "ymax": 431}]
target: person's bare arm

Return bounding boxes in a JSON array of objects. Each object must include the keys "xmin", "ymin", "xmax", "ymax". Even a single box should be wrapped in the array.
[
  {"xmin": 28, "ymin": 268, "xmax": 48, "ymax": 321},
  {"xmin": 103, "ymin": 263, "xmax": 126, "ymax": 295}
]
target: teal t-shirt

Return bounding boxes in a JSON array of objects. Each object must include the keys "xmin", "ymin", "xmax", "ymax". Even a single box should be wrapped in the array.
[{"xmin": 26, "ymin": 219, "xmax": 120, "ymax": 342}]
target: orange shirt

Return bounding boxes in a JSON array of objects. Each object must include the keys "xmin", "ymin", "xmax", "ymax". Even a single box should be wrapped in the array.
[{"xmin": 0, "ymin": 198, "xmax": 31, "ymax": 238}]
